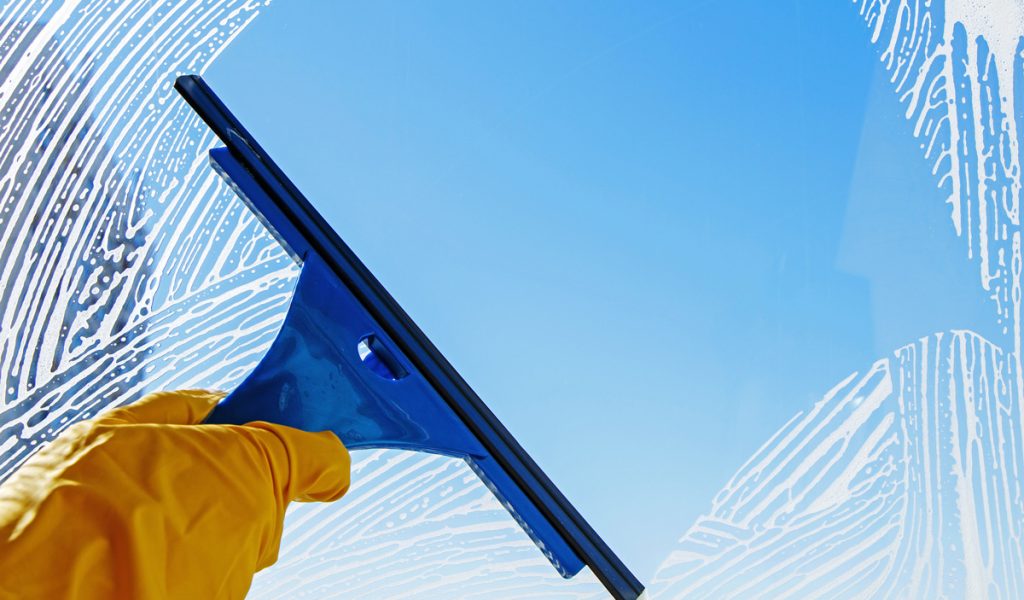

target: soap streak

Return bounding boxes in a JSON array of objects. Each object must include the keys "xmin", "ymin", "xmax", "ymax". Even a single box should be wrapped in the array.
[{"xmin": 651, "ymin": 2, "xmax": 1024, "ymax": 596}]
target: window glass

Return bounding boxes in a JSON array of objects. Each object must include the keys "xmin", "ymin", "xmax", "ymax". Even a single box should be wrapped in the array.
[{"xmin": 1, "ymin": 1, "xmax": 1021, "ymax": 598}]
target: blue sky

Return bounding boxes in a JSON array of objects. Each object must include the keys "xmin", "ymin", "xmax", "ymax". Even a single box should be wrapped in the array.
[{"xmin": 205, "ymin": 0, "xmax": 1001, "ymax": 582}]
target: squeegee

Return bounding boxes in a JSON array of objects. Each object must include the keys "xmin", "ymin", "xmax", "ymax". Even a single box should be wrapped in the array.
[{"xmin": 174, "ymin": 75, "xmax": 644, "ymax": 600}]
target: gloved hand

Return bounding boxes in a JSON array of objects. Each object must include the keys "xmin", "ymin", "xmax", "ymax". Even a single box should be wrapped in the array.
[{"xmin": 0, "ymin": 389, "xmax": 350, "ymax": 600}]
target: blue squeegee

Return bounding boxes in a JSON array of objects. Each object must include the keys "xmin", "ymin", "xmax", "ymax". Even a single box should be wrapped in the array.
[{"xmin": 174, "ymin": 75, "xmax": 644, "ymax": 600}]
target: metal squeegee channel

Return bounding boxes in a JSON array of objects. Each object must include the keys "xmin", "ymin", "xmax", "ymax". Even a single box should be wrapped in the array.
[{"xmin": 174, "ymin": 75, "xmax": 644, "ymax": 600}]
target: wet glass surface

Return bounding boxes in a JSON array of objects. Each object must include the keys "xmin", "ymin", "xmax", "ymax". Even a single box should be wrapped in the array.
[{"xmin": 2, "ymin": 1, "xmax": 1023, "ymax": 598}]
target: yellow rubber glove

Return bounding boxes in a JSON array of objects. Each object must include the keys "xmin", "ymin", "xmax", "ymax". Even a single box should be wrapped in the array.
[{"xmin": 0, "ymin": 389, "xmax": 350, "ymax": 599}]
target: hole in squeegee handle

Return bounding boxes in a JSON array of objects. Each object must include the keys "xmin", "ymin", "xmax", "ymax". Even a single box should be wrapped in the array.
[{"xmin": 358, "ymin": 334, "xmax": 409, "ymax": 381}]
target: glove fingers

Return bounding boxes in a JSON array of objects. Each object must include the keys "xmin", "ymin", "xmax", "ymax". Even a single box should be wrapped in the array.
[
  {"xmin": 95, "ymin": 390, "xmax": 225, "ymax": 426},
  {"xmin": 94, "ymin": 391, "xmax": 350, "ymax": 503},
  {"xmin": 245, "ymin": 422, "xmax": 351, "ymax": 503},
  {"xmin": 170, "ymin": 423, "xmax": 350, "ymax": 570}
]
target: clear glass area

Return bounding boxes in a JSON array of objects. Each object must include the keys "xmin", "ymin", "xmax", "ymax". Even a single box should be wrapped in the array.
[{"xmin": 1, "ymin": 1, "xmax": 1021, "ymax": 598}]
